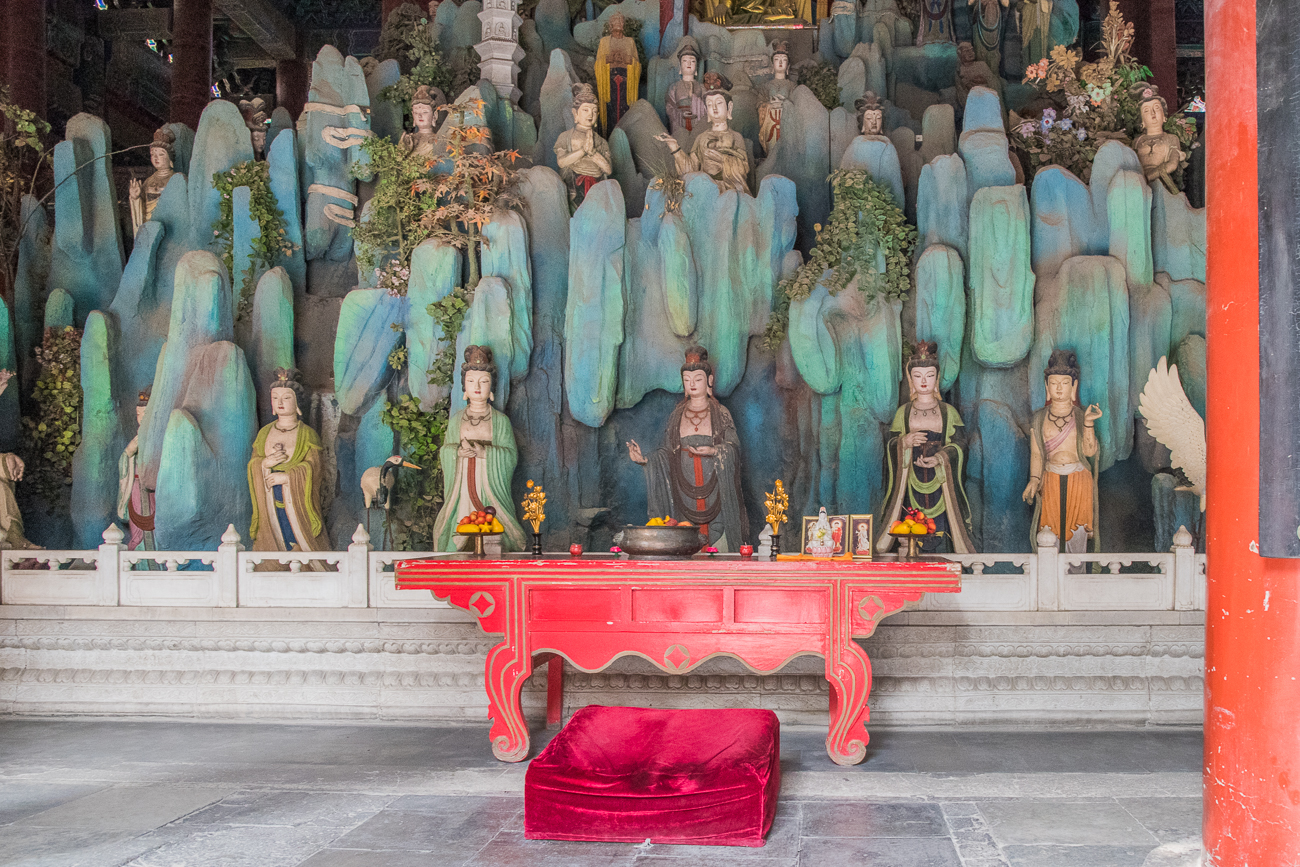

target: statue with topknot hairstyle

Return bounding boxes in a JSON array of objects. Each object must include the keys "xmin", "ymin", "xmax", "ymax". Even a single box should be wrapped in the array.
[
  {"xmin": 877, "ymin": 341, "xmax": 976, "ymax": 554},
  {"xmin": 431, "ymin": 346, "xmax": 527, "ymax": 553},
  {"xmin": 129, "ymin": 126, "xmax": 179, "ymax": 236},
  {"xmin": 626, "ymin": 345, "xmax": 750, "ymax": 550},
  {"xmin": 1023, "ymin": 349, "xmax": 1103, "ymax": 552},
  {"xmin": 553, "ymin": 83, "xmax": 613, "ymax": 210}
]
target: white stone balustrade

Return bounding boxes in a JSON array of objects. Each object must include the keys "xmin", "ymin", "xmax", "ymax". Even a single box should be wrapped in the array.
[{"xmin": 0, "ymin": 524, "xmax": 1206, "ymax": 612}]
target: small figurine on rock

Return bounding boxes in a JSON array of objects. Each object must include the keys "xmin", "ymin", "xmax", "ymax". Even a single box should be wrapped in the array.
[
  {"xmin": 877, "ymin": 342, "xmax": 975, "ymax": 555},
  {"xmin": 666, "ymin": 41, "xmax": 706, "ymax": 138},
  {"xmin": 1132, "ymin": 84, "xmax": 1185, "ymax": 193},
  {"xmin": 656, "ymin": 72, "xmax": 750, "ymax": 195},
  {"xmin": 1023, "ymin": 349, "xmax": 1101, "ymax": 552},
  {"xmin": 855, "ymin": 91, "xmax": 889, "ymax": 140},
  {"xmin": 758, "ymin": 40, "xmax": 795, "ymax": 152},
  {"xmin": 128, "ymin": 127, "xmax": 177, "ymax": 236},
  {"xmin": 117, "ymin": 386, "xmax": 156, "ymax": 551},
  {"xmin": 554, "ymin": 84, "xmax": 613, "ymax": 210},
  {"xmin": 400, "ymin": 84, "xmax": 447, "ymax": 164},
  {"xmin": 431, "ymin": 346, "xmax": 527, "ymax": 553},
  {"xmin": 247, "ymin": 368, "xmax": 330, "ymax": 558}
]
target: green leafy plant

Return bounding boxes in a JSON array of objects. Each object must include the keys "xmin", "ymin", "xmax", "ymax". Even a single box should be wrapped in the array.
[
  {"xmin": 764, "ymin": 171, "xmax": 917, "ymax": 348},
  {"xmin": 21, "ymin": 326, "xmax": 83, "ymax": 499},
  {"xmin": 0, "ymin": 85, "xmax": 51, "ymax": 297},
  {"xmin": 211, "ymin": 160, "xmax": 297, "ymax": 319},
  {"xmin": 425, "ymin": 286, "xmax": 473, "ymax": 387},
  {"xmin": 1011, "ymin": 111, "xmax": 1101, "ymax": 182},
  {"xmin": 377, "ymin": 4, "xmax": 454, "ymax": 118},
  {"xmin": 794, "ymin": 61, "xmax": 840, "ymax": 111},
  {"xmin": 379, "ymin": 393, "xmax": 450, "ymax": 550},
  {"xmin": 351, "ymin": 136, "xmax": 440, "ymax": 270}
]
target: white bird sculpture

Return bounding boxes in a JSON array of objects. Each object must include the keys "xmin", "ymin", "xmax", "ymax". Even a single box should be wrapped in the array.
[
  {"xmin": 361, "ymin": 455, "xmax": 422, "ymax": 510},
  {"xmin": 1138, "ymin": 356, "xmax": 1206, "ymax": 511}
]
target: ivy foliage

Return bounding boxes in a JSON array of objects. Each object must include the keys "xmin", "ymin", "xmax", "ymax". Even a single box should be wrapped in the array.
[
  {"xmin": 351, "ymin": 135, "xmax": 440, "ymax": 270},
  {"xmin": 764, "ymin": 171, "xmax": 917, "ymax": 348},
  {"xmin": 211, "ymin": 161, "xmax": 297, "ymax": 319},
  {"xmin": 376, "ymin": 4, "xmax": 455, "ymax": 118},
  {"xmin": 379, "ymin": 394, "xmax": 449, "ymax": 551},
  {"xmin": 1, "ymin": 84, "xmax": 51, "ymax": 297},
  {"xmin": 424, "ymin": 286, "xmax": 473, "ymax": 387},
  {"xmin": 794, "ymin": 61, "xmax": 840, "ymax": 111},
  {"xmin": 21, "ymin": 326, "xmax": 83, "ymax": 499}
]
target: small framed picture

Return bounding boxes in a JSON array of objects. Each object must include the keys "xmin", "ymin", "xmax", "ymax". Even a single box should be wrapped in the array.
[
  {"xmin": 849, "ymin": 515, "xmax": 874, "ymax": 560},
  {"xmin": 802, "ymin": 513, "xmax": 848, "ymax": 557}
]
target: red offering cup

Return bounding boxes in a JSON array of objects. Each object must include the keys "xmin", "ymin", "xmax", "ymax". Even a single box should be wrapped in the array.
[
  {"xmin": 569, "ymin": 543, "xmax": 583, "ymax": 558},
  {"xmin": 739, "ymin": 544, "xmax": 754, "ymax": 558}
]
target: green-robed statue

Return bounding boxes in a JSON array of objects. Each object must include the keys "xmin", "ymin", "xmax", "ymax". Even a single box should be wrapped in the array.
[
  {"xmin": 432, "ymin": 346, "xmax": 527, "ymax": 553},
  {"xmin": 877, "ymin": 342, "xmax": 976, "ymax": 554},
  {"xmin": 247, "ymin": 368, "xmax": 330, "ymax": 557}
]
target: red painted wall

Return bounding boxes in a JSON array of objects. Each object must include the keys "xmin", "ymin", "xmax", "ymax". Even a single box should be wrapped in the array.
[{"xmin": 1204, "ymin": 0, "xmax": 1300, "ymax": 863}]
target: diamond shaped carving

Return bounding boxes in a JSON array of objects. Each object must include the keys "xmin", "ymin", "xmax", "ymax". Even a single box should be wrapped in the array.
[
  {"xmin": 663, "ymin": 644, "xmax": 690, "ymax": 670},
  {"xmin": 469, "ymin": 591, "xmax": 496, "ymax": 618}
]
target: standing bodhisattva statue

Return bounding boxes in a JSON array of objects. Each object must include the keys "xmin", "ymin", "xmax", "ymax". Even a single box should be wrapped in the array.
[
  {"xmin": 626, "ymin": 346, "xmax": 750, "ymax": 551},
  {"xmin": 128, "ymin": 127, "xmax": 177, "ymax": 236},
  {"xmin": 247, "ymin": 368, "xmax": 330, "ymax": 557},
  {"xmin": 656, "ymin": 72, "xmax": 750, "ymax": 194},
  {"xmin": 1023, "ymin": 349, "xmax": 1102, "ymax": 552}
]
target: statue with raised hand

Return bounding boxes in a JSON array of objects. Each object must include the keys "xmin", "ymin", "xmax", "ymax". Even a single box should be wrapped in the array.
[
  {"xmin": 655, "ymin": 73, "xmax": 750, "ymax": 195},
  {"xmin": 1023, "ymin": 349, "xmax": 1101, "ymax": 552},
  {"xmin": 128, "ymin": 128, "xmax": 177, "ymax": 236}
]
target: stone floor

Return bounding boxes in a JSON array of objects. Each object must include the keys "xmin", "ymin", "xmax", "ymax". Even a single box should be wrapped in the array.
[{"xmin": 0, "ymin": 719, "xmax": 1203, "ymax": 867}]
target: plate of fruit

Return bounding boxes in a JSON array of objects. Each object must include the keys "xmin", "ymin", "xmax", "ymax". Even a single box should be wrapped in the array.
[
  {"xmin": 457, "ymin": 506, "xmax": 505, "ymax": 535},
  {"xmin": 888, "ymin": 508, "xmax": 938, "ymax": 559},
  {"xmin": 612, "ymin": 517, "xmax": 705, "ymax": 559}
]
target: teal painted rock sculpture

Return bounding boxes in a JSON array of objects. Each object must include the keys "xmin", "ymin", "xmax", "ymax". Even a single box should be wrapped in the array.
[
  {"xmin": 333, "ymin": 288, "xmax": 406, "ymax": 416},
  {"xmin": 453, "ymin": 276, "xmax": 523, "ymax": 411},
  {"xmin": 268, "ymin": 129, "xmax": 306, "ymax": 294},
  {"xmin": 757, "ymin": 86, "xmax": 828, "ymax": 252},
  {"xmin": 1105, "ymin": 168, "xmax": 1153, "ymax": 287},
  {"xmin": 49, "ymin": 113, "xmax": 125, "ymax": 323},
  {"xmin": 1029, "ymin": 164, "xmax": 1098, "ymax": 277},
  {"xmin": 1152, "ymin": 186, "xmax": 1207, "ymax": 283},
  {"xmin": 138, "ymin": 251, "xmax": 236, "ymax": 489},
  {"xmin": 188, "ymin": 100, "xmax": 254, "ymax": 254},
  {"xmin": 70, "ymin": 311, "xmax": 124, "ymax": 547},
  {"xmin": 300, "ymin": 46, "xmax": 373, "ymax": 262},
  {"xmin": 829, "ymin": 107, "xmax": 857, "ymax": 170},
  {"xmin": 0, "ymin": 297, "xmax": 19, "ymax": 452},
  {"xmin": 1159, "ymin": 273, "xmax": 1207, "ymax": 347},
  {"xmin": 153, "ymin": 341, "xmax": 256, "ymax": 550},
  {"xmin": 248, "ymin": 268, "xmax": 295, "ymax": 424},
  {"xmin": 1128, "ymin": 278, "xmax": 1173, "ymax": 421},
  {"xmin": 365, "ymin": 58, "xmax": 403, "ymax": 143},
  {"xmin": 917, "ymin": 154, "xmax": 969, "ymax": 259},
  {"xmin": 43, "ymin": 288, "xmax": 74, "ymax": 329},
  {"xmin": 564, "ymin": 180, "xmax": 626, "ymax": 428},
  {"xmin": 480, "ymin": 211, "xmax": 535, "ymax": 384},
  {"xmin": 969, "ymin": 398, "xmax": 1032, "ymax": 552},
  {"xmin": 961, "ymin": 86, "xmax": 1004, "ymax": 133},
  {"xmin": 536, "ymin": 49, "xmax": 577, "ymax": 172},
  {"xmin": 840, "ymin": 136, "xmax": 905, "ymax": 210},
  {"xmin": 838, "ymin": 57, "xmax": 867, "ymax": 109},
  {"xmin": 914, "ymin": 245, "xmax": 966, "ymax": 392},
  {"xmin": 919, "ymin": 104, "xmax": 957, "ymax": 164},
  {"xmin": 610, "ymin": 128, "xmax": 647, "ymax": 215},
  {"xmin": 1030, "ymin": 255, "xmax": 1131, "ymax": 472},
  {"xmin": 969, "ymin": 185, "xmax": 1034, "ymax": 368},
  {"xmin": 1172, "ymin": 334, "xmax": 1207, "ymax": 420},
  {"xmin": 405, "ymin": 239, "xmax": 461, "ymax": 410}
]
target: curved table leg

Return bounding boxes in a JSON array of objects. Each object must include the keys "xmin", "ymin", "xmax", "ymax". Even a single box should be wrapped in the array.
[
  {"xmin": 485, "ymin": 639, "xmax": 533, "ymax": 762},
  {"xmin": 825, "ymin": 637, "xmax": 873, "ymax": 766}
]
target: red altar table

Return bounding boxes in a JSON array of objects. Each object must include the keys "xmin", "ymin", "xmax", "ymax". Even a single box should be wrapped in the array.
[{"xmin": 395, "ymin": 554, "xmax": 961, "ymax": 765}]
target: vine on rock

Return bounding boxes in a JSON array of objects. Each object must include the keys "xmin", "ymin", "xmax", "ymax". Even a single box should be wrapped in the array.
[
  {"xmin": 0, "ymin": 85, "xmax": 51, "ymax": 296},
  {"xmin": 376, "ymin": 3, "xmax": 455, "ymax": 119},
  {"xmin": 764, "ymin": 171, "xmax": 917, "ymax": 348},
  {"xmin": 21, "ymin": 326, "xmax": 82, "ymax": 500},
  {"xmin": 793, "ymin": 60, "xmax": 840, "ymax": 111},
  {"xmin": 212, "ymin": 160, "xmax": 296, "ymax": 319}
]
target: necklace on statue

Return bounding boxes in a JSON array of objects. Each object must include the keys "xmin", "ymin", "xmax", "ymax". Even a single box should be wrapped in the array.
[
  {"xmin": 1047, "ymin": 408, "xmax": 1071, "ymax": 429},
  {"xmin": 464, "ymin": 409, "xmax": 491, "ymax": 426},
  {"xmin": 274, "ymin": 420, "xmax": 299, "ymax": 433},
  {"xmin": 913, "ymin": 404, "xmax": 939, "ymax": 418},
  {"xmin": 684, "ymin": 406, "xmax": 710, "ymax": 432}
]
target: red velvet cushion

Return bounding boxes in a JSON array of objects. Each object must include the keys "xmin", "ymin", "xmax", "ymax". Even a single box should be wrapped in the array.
[{"xmin": 524, "ymin": 705, "xmax": 780, "ymax": 847}]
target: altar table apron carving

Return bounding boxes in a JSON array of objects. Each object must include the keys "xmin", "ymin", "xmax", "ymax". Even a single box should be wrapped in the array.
[{"xmin": 395, "ymin": 557, "xmax": 962, "ymax": 765}]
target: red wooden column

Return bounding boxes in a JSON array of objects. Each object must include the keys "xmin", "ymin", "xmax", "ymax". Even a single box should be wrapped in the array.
[
  {"xmin": 1203, "ymin": 0, "xmax": 1300, "ymax": 862},
  {"xmin": 1116, "ymin": 0, "xmax": 1177, "ymax": 103},
  {"xmin": 170, "ymin": 0, "xmax": 213, "ymax": 128},
  {"xmin": 4, "ymin": 0, "xmax": 47, "ymax": 120}
]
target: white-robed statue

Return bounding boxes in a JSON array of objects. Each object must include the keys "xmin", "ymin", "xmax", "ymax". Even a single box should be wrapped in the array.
[
  {"xmin": 432, "ymin": 346, "xmax": 527, "ymax": 552},
  {"xmin": 0, "ymin": 370, "xmax": 34, "ymax": 550}
]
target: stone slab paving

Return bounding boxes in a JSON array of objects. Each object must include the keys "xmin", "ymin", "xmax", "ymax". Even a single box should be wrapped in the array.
[{"xmin": 0, "ymin": 720, "xmax": 1203, "ymax": 867}]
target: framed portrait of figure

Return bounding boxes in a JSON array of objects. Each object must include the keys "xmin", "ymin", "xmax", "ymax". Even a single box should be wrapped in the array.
[
  {"xmin": 849, "ymin": 515, "xmax": 874, "ymax": 560},
  {"xmin": 802, "ymin": 513, "xmax": 848, "ymax": 557}
]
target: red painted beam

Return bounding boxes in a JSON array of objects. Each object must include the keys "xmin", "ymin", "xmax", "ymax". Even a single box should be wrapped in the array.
[
  {"xmin": 5, "ymin": 0, "xmax": 48, "ymax": 120},
  {"xmin": 1203, "ymin": 0, "xmax": 1300, "ymax": 862}
]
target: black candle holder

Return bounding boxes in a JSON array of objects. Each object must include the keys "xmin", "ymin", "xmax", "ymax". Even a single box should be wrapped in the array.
[{"xmin": 769, "ymin": 532, "xmax": 781, "ymax": 560}]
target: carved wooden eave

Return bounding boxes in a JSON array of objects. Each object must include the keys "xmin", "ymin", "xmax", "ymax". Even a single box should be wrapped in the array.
[
  {"xmin": 215, "ymin": 0, "xmax": 298, "ymax": 61},
  {"xmin": 98, "ymin": 7, "xmax": 174, "ymax": 42}
]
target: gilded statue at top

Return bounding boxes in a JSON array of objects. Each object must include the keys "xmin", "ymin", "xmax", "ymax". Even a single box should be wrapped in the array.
[
  {"xmin": 1132, "ymin": 84, "xmax": 1185, "ymax": 193},
  {"xmin": 594, "ymin": 13, "xmax": 640, "ymax": 134},
  {"xmin": 1023, "ymin": 349, "xmax": 1102, "ymax": 552},
  {"xmin": 400, "ymin": 84, "xmax": 447, "ymax": 164},
  {"xmin": 877, "ymin": 342, "xmax": 975, "ymax": 554},
  {"xmin": 128, "ymin": 127, "xmax": 177, "ymax": 236},
  {"xmin": 656, "ymin": 73, "xmax": 750, "ymax": 195},
  {"xmin": 626, "ymin": 346, "xmax": 750, "ymax": 552},
  {"xmin": 694, "ymin": 0, "xmax": 810, "ymax": 26}
]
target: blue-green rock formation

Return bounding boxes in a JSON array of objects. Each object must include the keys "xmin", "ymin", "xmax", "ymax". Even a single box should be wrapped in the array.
[
  {"xmin": 969, "ymin": 185, "xmax": 1034, "ymax": 367},
  {"xmin": 405, "ymin": 239, "xmax": 460, "ymax": 410},
  {"xmin": 248, "ymin": 268, "xmax": 295, "ymax": 424},
  {"xmin": 914, "ymin": 245, "xmax": 966, "ymax": 392},
  {"xmin": 188, "ymin": 100, "xmax": 254, "ymax": 253},
  {"xmin": 564, "ymin": 180, "xmax": 626, "ymax": 428},
  {"xmin": 70, "ymin": 311, "xmax": 125, "ymax": 546}
]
